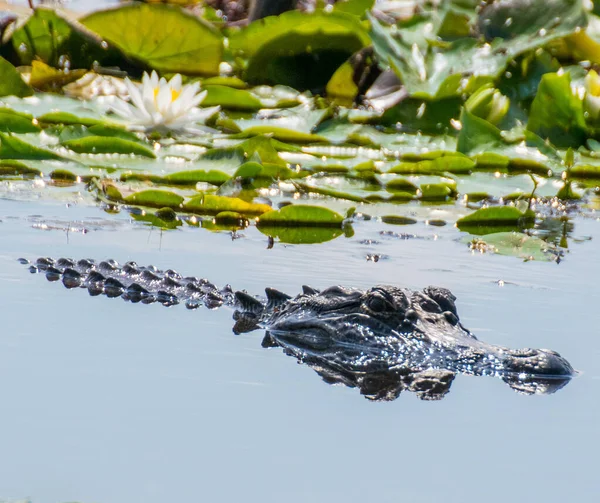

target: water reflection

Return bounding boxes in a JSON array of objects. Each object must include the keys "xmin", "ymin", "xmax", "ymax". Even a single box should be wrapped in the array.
[{"xmin": 25, "ymin": 256, "xmax": 573, "ymax": 402}]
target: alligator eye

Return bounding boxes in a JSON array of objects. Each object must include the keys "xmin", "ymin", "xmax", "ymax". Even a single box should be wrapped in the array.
[{"xmin": 367, "ymin": 295, "xmax": 388, "ymax": 312}]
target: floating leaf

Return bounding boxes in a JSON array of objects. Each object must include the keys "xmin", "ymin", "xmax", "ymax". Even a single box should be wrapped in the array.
[
  {"xmin": 381, "ymin": 215, "xmax": 417, "ymax": 225},
  {"xmin": 457, "ymin": 206, "xmax": 535, "ymax": 235},
  {"xmin": 37, "ymin": 111, "xmax": 105, "ymax": 127},
  {"xmin": 294, "ymin": 181, "xmax": 369, "ymax": 203},
  {"xmin": 123, "ymin": 190, "xmax": 184, "ymax": 209},
  {"xmin": 121, "ymin": 169, "xmax": 230, "ymax": 186},
  {"xmin": 0, "ymin": 160, "xmax": 41, "ymax": 177},
  {"xmin": 388, "ymin": 157, "xmax": 474, "ymax": 175},
  {"xmin": 61, "ymin": 136, "xmax": 156, "ymax": 158},
  {"xmin": 184, "ymin": 194, "xmax": 272, "ymax": 216},
  {"xmin": 131, "ymin": 207, "xmax": 182, "ymax": 230},
  {"xmin": 0, "ymin": 108, "xmax": 40, "ymax": 133},
  {"xmin": 0, "ymin": 57, "xmax": 33, "ymax": 98},
  {"xmin": 257, "ymin": 204, "xmax": 344, "ymax": 226},
  {"xmin": 419, "ymin": 183, "xmax": 455, "ymax": 202},
  {"xmin": 257, "ymin": 225, "xmax": 345, "ymax": 244},
  {"xmin": 81, "ymin": 3, "xmax": 223, "ymax": 75},
  {"xmin": 385, "ymin": 178, "xmax": 418, "ymax": 194},
  {"xmin": 231, "ymin": 103, "xmax": 331, "ymax": 142},
  {"xmin": 466, "ymin": 232, "xmax": 558, "ymax": 261},
  {"xmin": 0, "ymin": 132, "xmax": 63, "ymax": 160},
  {"xmin": 202, "ymin": 85, "xmax": 263, "ymax": 111}
]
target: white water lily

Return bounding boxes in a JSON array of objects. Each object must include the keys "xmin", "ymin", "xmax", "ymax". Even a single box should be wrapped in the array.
[
  {"xmin": 584, "ymin": 69, "xmax": 600, "ymax": 121},
  {"xmin": 110, "ymin": 71, "xmax": 219, "ymax": 133}
]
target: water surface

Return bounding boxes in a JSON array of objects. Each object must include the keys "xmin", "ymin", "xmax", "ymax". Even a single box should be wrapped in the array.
[{"xmin": 0, "ymin": 196, "xmax": 598, "ymax": 502}]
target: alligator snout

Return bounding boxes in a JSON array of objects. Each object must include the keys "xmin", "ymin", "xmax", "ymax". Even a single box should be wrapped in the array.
[{"xmin": 506, "ymin": 348, "xmax": 574, "ymax": 377}]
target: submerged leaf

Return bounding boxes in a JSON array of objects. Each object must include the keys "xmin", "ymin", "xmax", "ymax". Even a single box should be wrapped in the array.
[{"xmin": 467, "ymin": 232, "xmax": 558, "ymax": 261}]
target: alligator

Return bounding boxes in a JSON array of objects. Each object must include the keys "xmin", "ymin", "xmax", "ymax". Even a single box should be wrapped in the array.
[{"xmin": 22, "ymin": 257, "xmax": 574, "ymax": 401}]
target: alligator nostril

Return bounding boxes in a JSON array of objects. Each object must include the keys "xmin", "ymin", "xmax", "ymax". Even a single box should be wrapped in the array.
[{"xmin": 405, "ymin": 309, "xmax": 418, "ymax": 321}]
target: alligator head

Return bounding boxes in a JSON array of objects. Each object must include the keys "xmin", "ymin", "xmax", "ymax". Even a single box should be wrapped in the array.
[{"xmin": 262, "ymin": 285, "xmax": 574, "ymax": 400}]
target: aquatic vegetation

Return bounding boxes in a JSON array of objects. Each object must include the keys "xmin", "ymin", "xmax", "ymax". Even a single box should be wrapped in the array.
[{"xmin": 0, "ymin": 0, "xmax": 598, "ymax": 256}]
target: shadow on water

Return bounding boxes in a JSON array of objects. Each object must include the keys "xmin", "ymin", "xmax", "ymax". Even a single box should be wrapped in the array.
[{"xmin": 24, "ymin": 256, "xmax": 573, "ymax": 402}]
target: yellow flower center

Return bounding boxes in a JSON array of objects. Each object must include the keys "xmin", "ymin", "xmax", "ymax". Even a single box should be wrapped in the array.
[
  {"xmin": 586, "ymin": 70, "xmax": 600, "ymax": 97},
  {"xmin": 152, "ymin": 86, "xmax": 180, "ymax": 102}
]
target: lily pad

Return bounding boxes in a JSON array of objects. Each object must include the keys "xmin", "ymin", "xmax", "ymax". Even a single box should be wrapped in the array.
[
  {"xmin": 61, "ymin": 136, "xmax": 156, "ymax": 158},
  {"xmin": 230, "ymin": 11, "xmax": 369, "ymax": 90},
  {"xmin": 0, "ymin": 132, "xmax": 63, "ymax": 160},
  {"xmin": 0, "ymin": 57, "xmax": 33, "ymax": 98},
  {"xmin": 257, "ymin": 225, "xmax": 345, "ymax": 244},
  {"xmin": 81, "ymin": 3, "xmax": 223, "ymax": 75},
  {"xmin": 121, "ymin": 169, "xmax": 230, "ymax": 186},
  {"xmin": 466, "ymin": 232, "xmax": 558, "ymax": 261},
  {"xmin": 202, "ymin": 85, "xmax": 263, "ymax": 111},
  {"xmin": 257, "ymin": 204, "xmax": 344, "ymax": 226},
  {"xmin": 11, "ymin": 7, "xmax": 119, "ymax": 68},
  {"xmin": 0, "ymin": 108, "xmax": 40, "ymax": 133},
  {"xmin": 0, "ymin": 160, "xmax": 42, "ymax": 177},
  {"xmin": 184, "ymin": 194, "xmax": 272, "ymax": 216},
  {"xmin": 457, "ymin": 206, "xmax": 535, "ymax": 235},
  {"xmin": 123, "ymin": 190, "xmax": 185, "ymax": 209},
  {"xmin": 526, "ymin": 72, "xmax": 587, "ymax": 148}
]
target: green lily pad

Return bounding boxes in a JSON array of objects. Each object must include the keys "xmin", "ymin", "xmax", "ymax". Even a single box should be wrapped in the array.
[
  {"xmin": 0, "ymin": 160, "xmax": 42, "ymax": 177},
  {"xmin": 61, "ymin": 136, "xmax": 156, "ymax": 158},
  {"xmin": 0, "ymin": 108, "xmax": 40, "ymax": 133},
  {"xmin": 257, "ymin": 204, "xmax": 344, "ymax": 226},
  {"xmin": 419, "ymin": 183, "xmax": 455, "ymax": 202},
  {"xmin": 202, "ymin": 85, "xmax": 263, "ymax": 111},
  {"xmin": 231, "ymin": 103, "xmax": 331, "ymax": 142},
  {"xmin": 184, "ymin": 194, "xmax": 272, "ymax": 216},
  {"xmin": 381, "ymin": 215, "xmax": 418, "ymax": 225},
  {"xmin": 0, "ymin": 132, "xmax": 63, "ymax": 160},
  {"xmin": 11, "ymin": 8, "xmax": 119, "ymax": 68},
  {"xmin": 0, "ymin": 57, "xmax": 33, "ymax": 98},
  {"xmin": 457, "ymin": 206, "xmax": 535, "ymax": 235},
  {"xmin": 230, "ymin": 11, "xmax": 369, "ymax": 90},
  {"xmin": 293, "ymin": 181, "xmax": 369, "ymax": 203},
  {"xmin": 37, "ymin": 111, "xmax": 105, "ymax": 127},
  {"xmin": 123, "ymin": 190, "xmax": 185, "ymax": 209},
  {"xmin": 257, "ymin": 225, "xmax": 345, "ymax": 244},
  {"xmin": 388, "ymin": 157, "xmax": 474, "ymax": 175},
  {"xmin": 81, "ymin": 3, "xmax": 223, "ymax": 75},
  {"xmin": 131, "ymin": 208, "xmax": 182, "ymax": 230},
  {"xmin": 385, "ymin": 178, "xmax": 418, "ymax": 194},
  {"xmin": 466, "ymin": 232, "xmax": 558, "ymax": 261},
  {"xmin": 121, "ymin": 169, "xmax": 230, "ymax": 186}
]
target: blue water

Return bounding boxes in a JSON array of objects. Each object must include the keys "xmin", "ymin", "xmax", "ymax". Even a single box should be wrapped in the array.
[{"xmin": 0, "ymin": 197, "xmax": 598, "ymax": 502}]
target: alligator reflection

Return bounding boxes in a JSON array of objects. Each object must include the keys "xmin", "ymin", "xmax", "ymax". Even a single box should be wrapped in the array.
[{"xmin": 25, "ymin": 257, "xmax": 573, "ymax": 401}]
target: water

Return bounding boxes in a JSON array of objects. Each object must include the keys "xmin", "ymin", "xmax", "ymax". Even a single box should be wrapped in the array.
[{"xmin": 0, "ymin": 196, "xmax": 598, "ymax": 502}]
